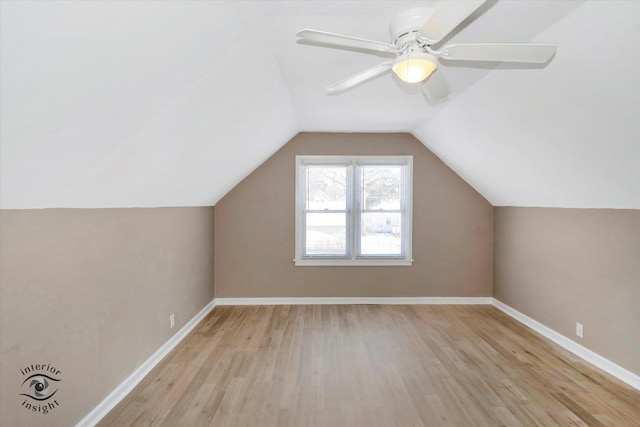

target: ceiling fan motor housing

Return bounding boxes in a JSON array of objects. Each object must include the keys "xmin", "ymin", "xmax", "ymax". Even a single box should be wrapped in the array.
[{"xmin": 389, "ymin": 8, "xmax": 433, "ymax": 48}]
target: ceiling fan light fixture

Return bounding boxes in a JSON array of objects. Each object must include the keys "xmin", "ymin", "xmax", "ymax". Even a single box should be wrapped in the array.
[{"xmin": 392, "ymin": 51, "xmax": 437, "ymax": 84}]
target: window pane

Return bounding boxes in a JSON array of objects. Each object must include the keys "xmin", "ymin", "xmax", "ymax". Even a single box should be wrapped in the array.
[
  {"xmin": 360, "ymin": 212, "xmax": 402, "ymax": 255},
  {"xmin": 305, "ymin": 213, "xmax": 347, "ymax": 255},
  {"xmin": 361, "ymin": 165, "xmax": 402, "ymax": 210},
  {"xmin": 305, "ymin": 165, "xmax": 347, "ymax": 211}
]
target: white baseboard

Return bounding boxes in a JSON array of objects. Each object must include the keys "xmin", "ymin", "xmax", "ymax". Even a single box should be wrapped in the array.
[
  {"xmin": 214, "ymin": 296, "xmax": 493, "ymax": 306},
  {"xmin": 77, "ymin": 296, "xmax": 638, "ymax": 427},
  {"xmin": 76, "ymin": 299, "xmax": 216, "ymax": 427},
  {"xmin": 492, "ymin": 298, "xmax": 640, "ymax": 391}
]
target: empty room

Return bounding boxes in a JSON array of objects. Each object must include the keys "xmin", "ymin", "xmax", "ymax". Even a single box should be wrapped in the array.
[{"xmin": 1, "ymin": 1, "xmax": 638, "ymax": 426}]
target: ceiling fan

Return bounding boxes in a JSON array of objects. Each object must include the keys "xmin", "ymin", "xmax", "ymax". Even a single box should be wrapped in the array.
[{"xmin": 296, "ymin": 0, "xmax": 556, "ymax": 99}]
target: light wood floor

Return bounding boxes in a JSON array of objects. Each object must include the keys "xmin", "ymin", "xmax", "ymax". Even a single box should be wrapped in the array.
[{"xmin": 100, "ymin": 305, "xmax": 640, "ymax": 426}]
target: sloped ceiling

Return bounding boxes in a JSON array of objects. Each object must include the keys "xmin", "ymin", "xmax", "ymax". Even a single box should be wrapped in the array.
[
  {"xmin": 1, "ymin": 1, "xmax": 638, "ymax": 209},
  {"xmin": 413, "ymin": 0, "xmax": 640, "ymax": 208}
]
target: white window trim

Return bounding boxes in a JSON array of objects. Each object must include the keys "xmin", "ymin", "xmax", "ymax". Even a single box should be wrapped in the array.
[{"xmin": 294, "ymin": 155, "xmax": 413, "ymax": 267}]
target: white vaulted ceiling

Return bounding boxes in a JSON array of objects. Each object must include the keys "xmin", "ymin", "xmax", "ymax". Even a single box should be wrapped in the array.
[{"xmin": 1, "ymin": 1, "xmax": 638, "ymax": 209}]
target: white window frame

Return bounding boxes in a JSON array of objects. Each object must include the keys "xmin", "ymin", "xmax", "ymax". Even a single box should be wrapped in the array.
[{"xmin": 295, "ymin": 155, "xmax": 413, "ymax": 266}]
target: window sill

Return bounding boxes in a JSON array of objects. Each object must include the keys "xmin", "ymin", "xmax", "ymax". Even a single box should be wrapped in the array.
[{"xmin": 294, "ymin": 258, "xmax": 413, "ymax": 267}]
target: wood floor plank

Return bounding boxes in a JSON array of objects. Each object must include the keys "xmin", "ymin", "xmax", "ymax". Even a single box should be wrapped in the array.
[{"xmin": 99, "ymin": 305, "xmax": 640, "ymax": 427}]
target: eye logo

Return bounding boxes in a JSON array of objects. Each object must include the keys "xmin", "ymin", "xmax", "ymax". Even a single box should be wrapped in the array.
[
  {"xmin": 19, "ymin": 364, "xmax": 62, "ymax": 415},
  {"xmin": 20, "ymin": 374, "xmax": 60, "ymax": 401}
]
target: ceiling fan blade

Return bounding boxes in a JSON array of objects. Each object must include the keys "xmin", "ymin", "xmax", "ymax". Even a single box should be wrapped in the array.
[
  {"xmin": 440, "ymin": 43, "xmax": 557, "ymax": 63},
  {"xmin": 418, "ymin": 0, "xmax": 486, "ymax": 45},
  {"xmin": 421, "ymin": 69, "xmax": 451, "ymax": 100},
  {"xmin": 326, "ymin": 61, "xmax": 394, "ymax": 92},
  {"xmin": 297, "ymin": 29, "xmax": 400, "ymax": 53}
]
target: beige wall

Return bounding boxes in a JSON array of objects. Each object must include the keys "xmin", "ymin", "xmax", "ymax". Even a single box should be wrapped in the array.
[
  {"xmin": 214, "ymin": 132, "xmax": 494, "ymax": 298},
  {"xmin": 494, "ymin": 207, "xmax": 640, "ymax": 376},
  {"xmin": 0, "ymin": 207, "xmax": 215, "ymax": 426}
]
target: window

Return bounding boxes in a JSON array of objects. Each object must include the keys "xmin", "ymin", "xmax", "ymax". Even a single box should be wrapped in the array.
[{"xmin": 295, "ymin": 155, "xmax": 413, "ymax": 266}]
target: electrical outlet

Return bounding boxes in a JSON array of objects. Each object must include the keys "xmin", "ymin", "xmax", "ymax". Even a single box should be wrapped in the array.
[
  {"xmin": 170, "ymin": 314, "xmax": 175, "ymax": 329},
  {"xmin": 576, "ymin": 322, "xmax": 583, "ymax": 338}
]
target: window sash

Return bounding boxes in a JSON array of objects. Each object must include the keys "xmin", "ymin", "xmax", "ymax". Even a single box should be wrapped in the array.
[
  {"xmin": 300, "ymin": 163, "xmax": 353, "ymax": 258},
  {"xmin": 355, "ymin": 163, "xmax": 407, "ymax": 258}
]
